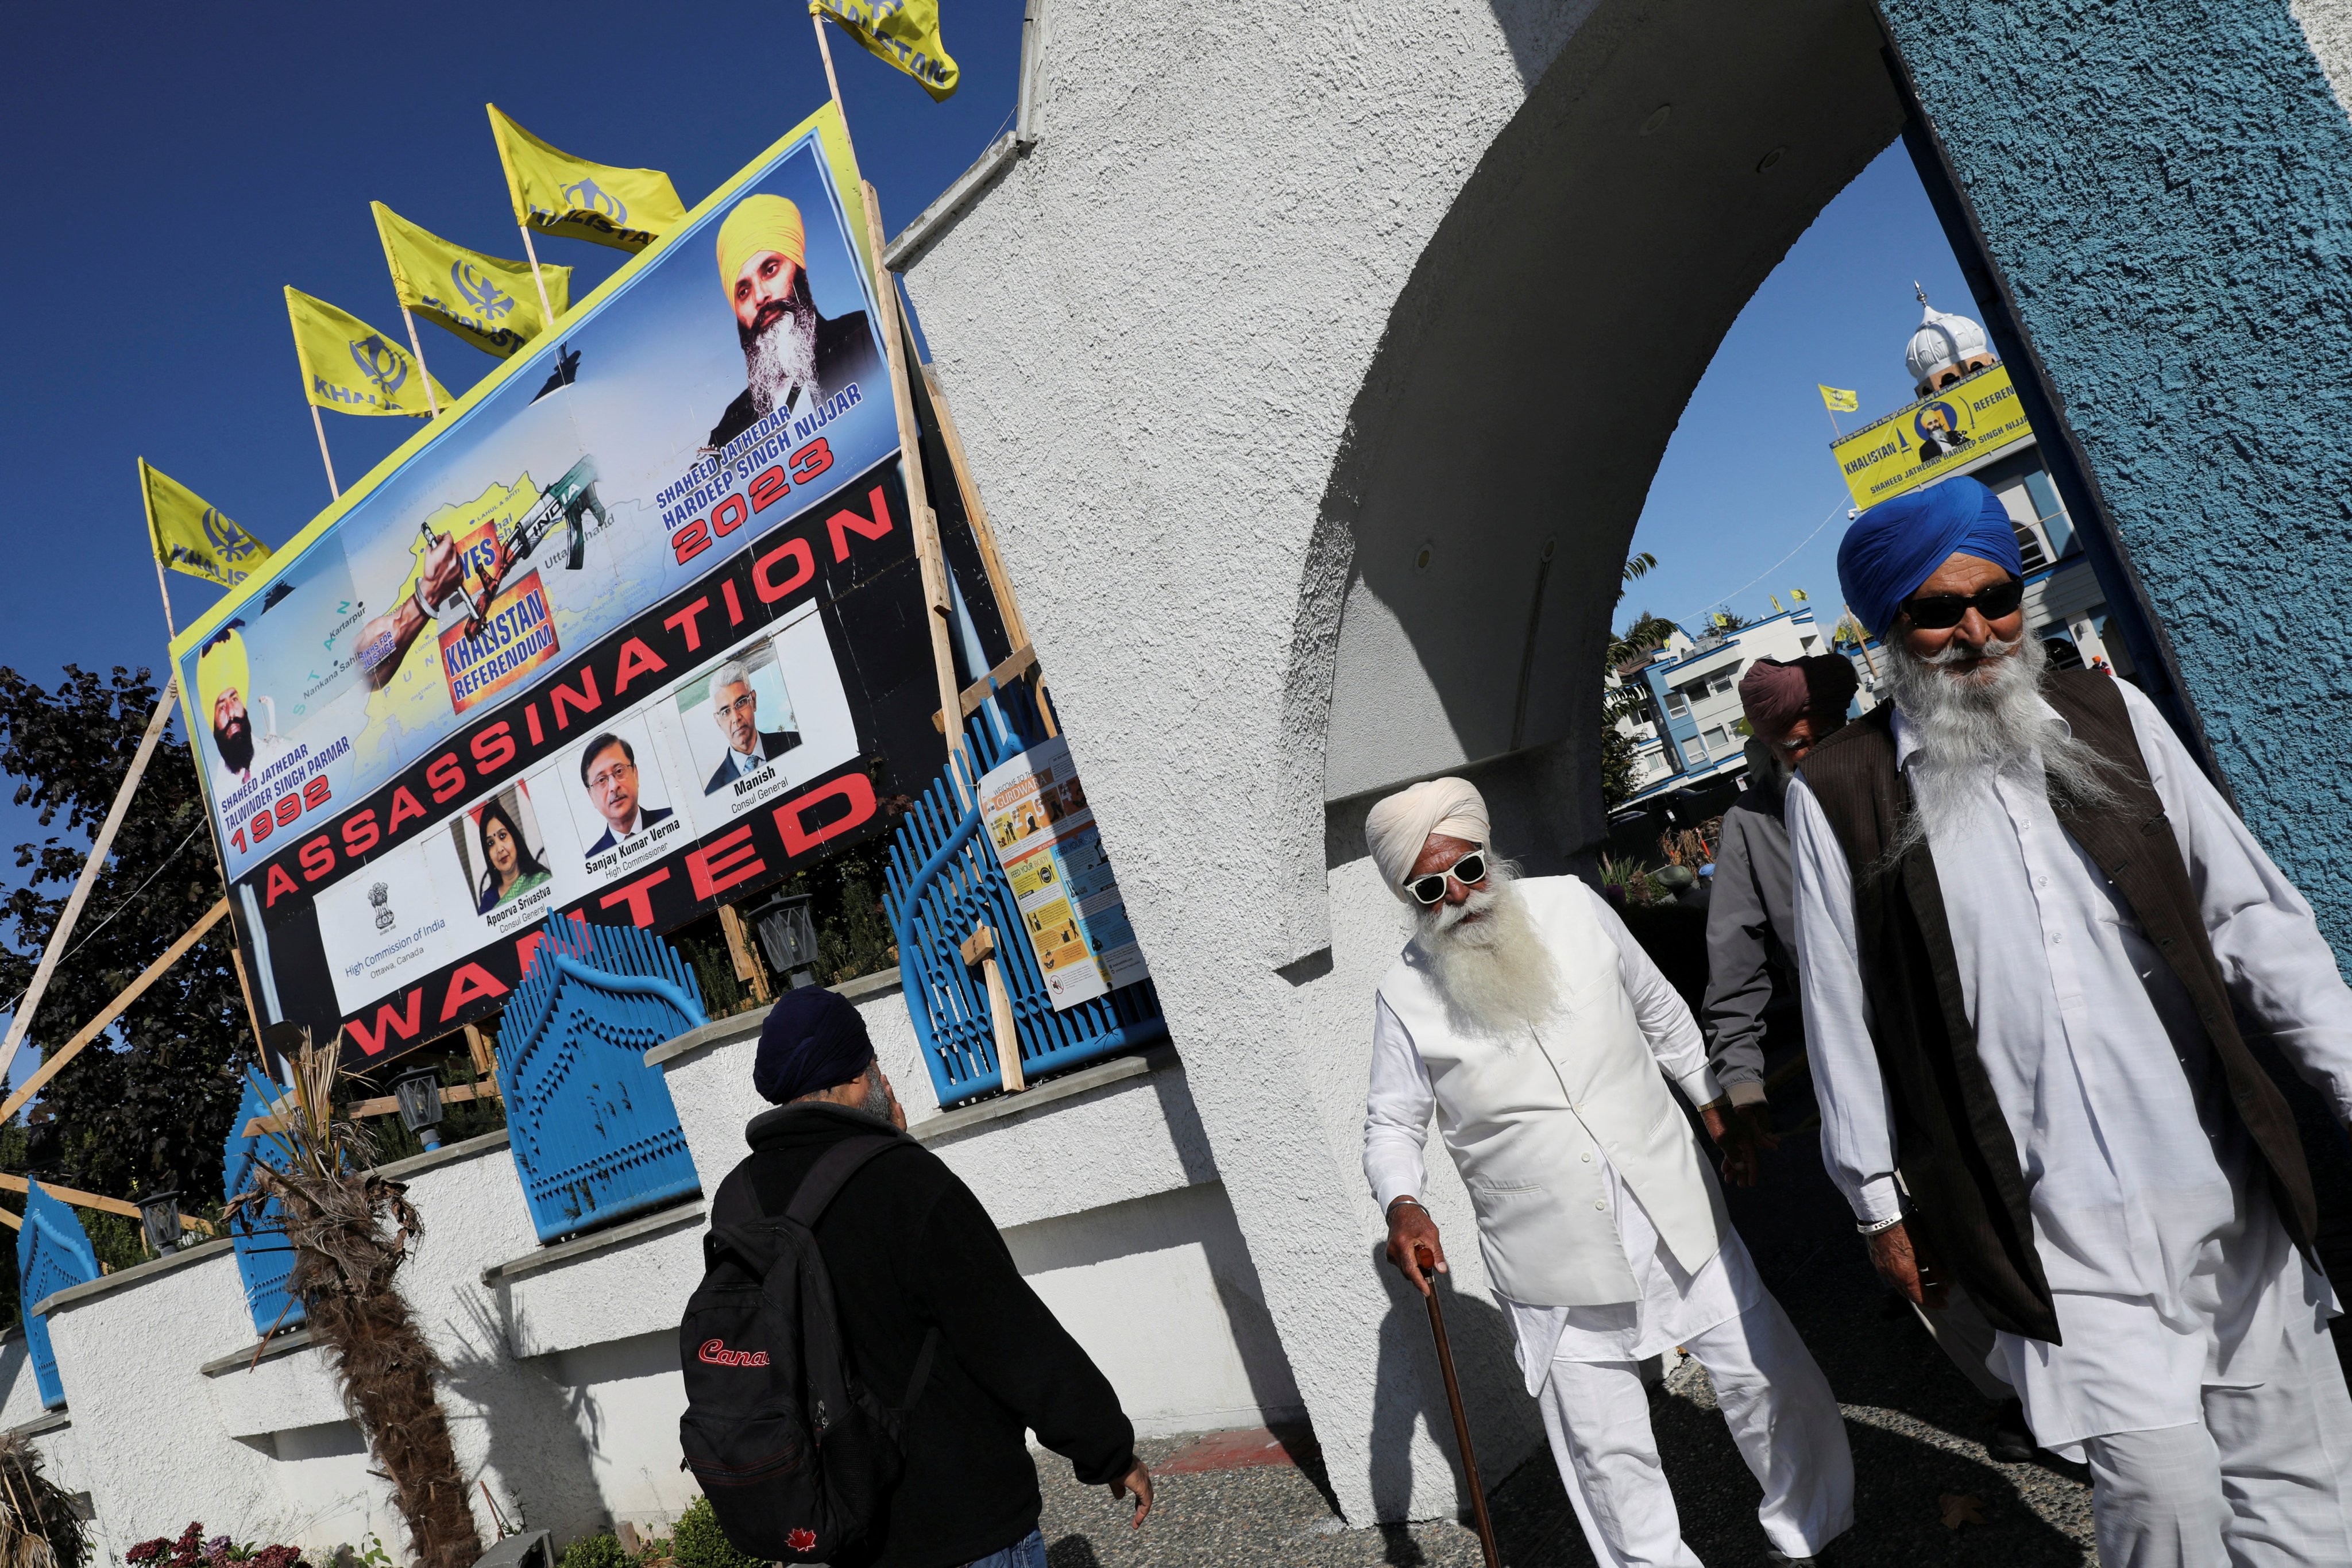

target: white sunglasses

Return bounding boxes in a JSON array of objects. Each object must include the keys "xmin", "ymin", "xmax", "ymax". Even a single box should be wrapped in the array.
[{"xmin": 1403, "ymin": 849, "xmax": 1490, "ymax": 906}]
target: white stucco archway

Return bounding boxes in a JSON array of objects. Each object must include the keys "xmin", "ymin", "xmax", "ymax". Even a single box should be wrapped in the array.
[{"xmin": 901, "ymin": 0, "xmax": 1917, "ymax": 1524}]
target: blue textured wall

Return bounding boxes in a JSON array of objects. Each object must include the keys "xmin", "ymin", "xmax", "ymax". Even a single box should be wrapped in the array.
[{"xmin": 1885, "ymin": 1, "xmax": 2352, "ymax": 956}]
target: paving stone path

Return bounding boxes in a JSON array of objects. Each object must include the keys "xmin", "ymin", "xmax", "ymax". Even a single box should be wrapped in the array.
[{"xmin": 1034, "ymin": 1052, "xmax": 2102, "ymax": 1566}]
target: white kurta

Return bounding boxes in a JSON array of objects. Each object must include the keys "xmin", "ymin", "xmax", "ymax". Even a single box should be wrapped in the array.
[
  {"xmin": 1787, "ymin": 677, "xmax": 2352, "ymax": 1457},
  {"xmin": 1364, "ymin": 893, "xmax": 1759, "ymax": 1391}
]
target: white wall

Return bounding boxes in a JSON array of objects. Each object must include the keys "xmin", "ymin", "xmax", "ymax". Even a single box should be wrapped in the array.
[{"xmin": 11, "ymin": 982, "xmax": 1294, "ymax": 1558}]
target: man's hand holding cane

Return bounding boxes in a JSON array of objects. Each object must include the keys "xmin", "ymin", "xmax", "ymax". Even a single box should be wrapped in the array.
[{"xmin": 1385, "ymin": 1196, "xmax": 1446, "ymax": 1295}]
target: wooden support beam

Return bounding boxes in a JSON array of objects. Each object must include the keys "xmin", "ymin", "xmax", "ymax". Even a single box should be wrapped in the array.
[
  {"xmin": 914, "ymin": 342, "xmax": 1031, "ymax": 651},
  {"xmin": 0, "ymin": 681, "xmax": 183, "ymax": 1089},
  {"xmin": 463, "ymin": 1024, "xmax": 497, "ymax": 1080},
  {"xmin": 0, "ymin": 1173, "xmax": 213, "ymax": 1236},
  {"xmin": 718, "ymin": 906, "xmax": 773, "ymax": 1004},
  {"xmin": 0, "ymin": 899, "xmax": 229, "ymax": 1127},
  {"xmin": 931, "ymin": 643, "xmax": 1038, "ymax": 733},
  {"xmin": 244, "ymin": 1077, "xmax": 500, "ymax": 1136}
]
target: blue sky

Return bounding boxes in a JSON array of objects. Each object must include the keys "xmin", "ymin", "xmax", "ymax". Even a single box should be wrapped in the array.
[{"xmin": 1620, "ymin": 141, "xmax": 1975, "ymax": 637}]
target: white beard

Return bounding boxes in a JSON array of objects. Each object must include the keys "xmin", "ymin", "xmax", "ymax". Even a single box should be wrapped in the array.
[
  {"xmin": 743, "ymin": 305, "xmax": 820, "ymax": 420},
  {"xmin": 1883, "ymin": 628, "xmax": 2120, "ymax": 860},
  {"xmin": 1415, "ymin": 867, "xmax": 1559, "ymax": 1038}
]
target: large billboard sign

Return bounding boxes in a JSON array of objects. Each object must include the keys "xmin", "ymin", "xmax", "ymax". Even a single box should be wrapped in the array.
[
  {"xmin": 172, "ymin": 105, "xmax": 1002, "ymax": 1067},
  {"xmin": 1829, "ymin": 363, "xmax": 2033, "ymax": 509}
]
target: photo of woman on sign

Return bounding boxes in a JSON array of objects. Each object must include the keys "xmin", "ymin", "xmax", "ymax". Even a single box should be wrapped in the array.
[{"xmin": 473, "ymin": 794, "xmax": 552, "ymax": 914}]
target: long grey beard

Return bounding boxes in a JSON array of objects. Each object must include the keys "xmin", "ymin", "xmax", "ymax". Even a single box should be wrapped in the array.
[
  {"xmin": 1416, "ymin": 867, "xmax": 1560, "ymax": 1038},
  {"xmin": 1883, "ymin": 630, "xmax": 2121, "ymax": 861},
  {"xmin": 743, "ymin": 306, "xmax": 820, "ymax": 420}
]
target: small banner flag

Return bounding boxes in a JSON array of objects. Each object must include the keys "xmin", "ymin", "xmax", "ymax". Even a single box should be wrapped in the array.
[
  {"xmin": 140, "ymin": 459, "xmax": 272, "ymax": 588},
  {"xmin": 372, "ymin": 202, "xmax": 571, "ymax": 359},
  {"xmin": 1818, "ymin": 384, "xmax": 1860, "ymax": 412},
  {"xmin": 285, "ymin": 287, "xmax": 450, "ymax": 418},
  {"xmin": 487, "ymin": 105, "xmax": 689, "ymax": 252},
  {"xmin": 812, "ymin": 1, "xmax": 961, "ymax": 101}
]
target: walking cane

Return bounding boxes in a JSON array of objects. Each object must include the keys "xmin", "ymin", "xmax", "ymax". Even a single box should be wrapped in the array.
[{"xmin": 1417, "ymin": 1245, "xmax": 1504, "ymax": 1568}]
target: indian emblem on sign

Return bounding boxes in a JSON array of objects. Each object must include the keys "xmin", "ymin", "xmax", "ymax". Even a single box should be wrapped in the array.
[{"xmin": 370, "ymin": 882, "xmax": 394, "ymax": 932}]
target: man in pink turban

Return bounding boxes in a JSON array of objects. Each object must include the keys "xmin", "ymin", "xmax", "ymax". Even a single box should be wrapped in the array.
[{"xmin": 1361, "ymin": 777, "xmax": 1851, "ymax": 1566}]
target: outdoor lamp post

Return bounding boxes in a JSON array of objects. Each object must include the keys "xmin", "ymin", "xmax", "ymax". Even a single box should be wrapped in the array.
[
  {"xmin": 392, "ymin": 1067, "xmax": 446, "ymax": 1152},
  {"xmin": 750, "ymin": 893, "xmax": 821, "ymax": 990},
  {"xmin": 138, "ymin": 1188, "xmax": 183, "ymax": 1255}
]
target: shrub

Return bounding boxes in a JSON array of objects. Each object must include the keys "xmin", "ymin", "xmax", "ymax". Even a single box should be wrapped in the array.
[
  {"xmin": 670, "ymin": 1499, "xmax": 764, "ymax": 1568},
  {"xmin": 559, "ymin": 1536, "xmax": 629, "ymax": 1568},
  {"xmin": 125, "ymin": 1525, "xmax": 307, "ymax": 1568}
]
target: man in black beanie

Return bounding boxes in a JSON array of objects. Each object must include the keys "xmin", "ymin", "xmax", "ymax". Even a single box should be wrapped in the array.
[{"xmin": 710, "ymin": 987, "xmax": 1153, "ymax": 1567}]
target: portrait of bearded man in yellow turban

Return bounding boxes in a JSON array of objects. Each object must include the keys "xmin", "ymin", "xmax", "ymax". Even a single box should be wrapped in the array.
[{"xmin": 706, "ymin": 193, "xmax": 882, "ymax": 452}]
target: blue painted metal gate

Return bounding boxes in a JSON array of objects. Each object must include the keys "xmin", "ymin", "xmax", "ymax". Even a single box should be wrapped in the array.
[
  {"xmin": 18, "ymin": 1180, "xmax": 98, "ymax": 1409},
  {"xmin": 500, "ymin": 920, "xmax": 706, "ymax": 1243},
  {"xmin": 885, "ymin": 687, "xmax": 1167, "ymax": 1108},
  {"xmin": 223, "ymin": 1072, "xmax": 306, "ymax": 1337}
]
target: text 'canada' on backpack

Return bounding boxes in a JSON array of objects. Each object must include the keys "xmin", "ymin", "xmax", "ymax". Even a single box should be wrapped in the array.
[{"xmin": 678, "ymin": 1132, "xmax": 938, "ymax": 1563}]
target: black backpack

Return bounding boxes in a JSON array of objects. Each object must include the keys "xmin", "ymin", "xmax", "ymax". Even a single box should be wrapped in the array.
[{"xmin": 678, "ymin": 1133, "xmax": 939, "ymax": 1562}]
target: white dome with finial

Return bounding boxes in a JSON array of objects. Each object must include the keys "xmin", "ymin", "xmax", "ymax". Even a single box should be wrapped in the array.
[{"xmin": 1904, "ymin": 283, "xmax": 1995, "ymax": 395}]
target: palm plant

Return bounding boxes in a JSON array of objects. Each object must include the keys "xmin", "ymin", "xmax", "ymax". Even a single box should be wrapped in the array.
[
  {"xmin": 0, "ymin": 1430, "xmax": 86, "ymax": 1568},
  {"xmin": 227, "ymin": 1038, "xmax": 479, "ymax": 1568}
]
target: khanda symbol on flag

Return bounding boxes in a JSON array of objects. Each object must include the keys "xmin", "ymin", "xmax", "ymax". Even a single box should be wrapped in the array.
[
  {"xmin": 286, "ymin": 287, "xmax": 451, "ymax": 417},
  {"xmin": 1819, "ymin": 384, "xmax": 1861, "ymax": 412},
  {"xmin": 812, "ymin": 0, "xmax": 961, "ymax": 101},
  {"xmin": 140, "ymin": 458, "xmax": 273, "ymax": 589},
  {"xmin": 487, "ymin": 105, "xmax": 688, "ymax": 253},
  {"xmin": 373, "ymin": 202, "xmax": 571, "ymax": 358}
]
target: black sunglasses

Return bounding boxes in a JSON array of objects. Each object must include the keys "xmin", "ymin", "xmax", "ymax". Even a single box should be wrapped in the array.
[
  {"xmin": 1404, "ymin": 849, "xmax": 1490, "ymax": 906},
  {"xmin": 1898, "ymin": 576, "xmax": 2024, "ymax": 631}
]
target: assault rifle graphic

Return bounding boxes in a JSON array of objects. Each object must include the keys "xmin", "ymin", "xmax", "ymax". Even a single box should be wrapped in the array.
[{"xmin": 425, "ymin": 455, "xmax": 608, "ymax": 637}]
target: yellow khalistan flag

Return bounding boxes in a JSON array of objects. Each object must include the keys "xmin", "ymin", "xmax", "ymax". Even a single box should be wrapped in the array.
[
  {"xmin": 813, "ymin": 0, "xmax": 960, "ymax": 101},
  {"xmin": 1818, "ymin": 384, "xmax": 1860, "ymax": 412},
  {"xmin": 286, "ymin": 287, "xmax": 450, "ymax": 417},
  {"xmin": 372, "ymin": 202, "xmax": 572, "ymax": 359},
  {"xmin": 488, "ymin": 105, "xmax": 688, "ymax": 252},
  {"xmin": 140, "ymin": 459, "xmax": 272, "ymax": 588}
]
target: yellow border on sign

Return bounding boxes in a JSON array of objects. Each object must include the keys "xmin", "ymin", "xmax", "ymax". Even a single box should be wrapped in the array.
[{"xmin": 172, "ymin": 99, "xmax": 869, "ymax": 664}]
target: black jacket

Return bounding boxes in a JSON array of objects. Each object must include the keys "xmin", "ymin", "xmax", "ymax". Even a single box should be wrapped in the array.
[
  {"xmin": 1701, "ymin": 741, "xmax": 1795, "ymax": 1093},
  {"xmin": 702, "ymin": 728, "xmax": 801, "ymax": 794},
  {"xmin": 1798, "ymin": 669, "xmax": 2320, "ymax": 1342},
  {"xmin": 709, "ymin": 1102, "xmax": 1136, "ymax": 1568},
  {"xmin": 707, "ymin": 309, "xmax": 883, "ymax": 450}
]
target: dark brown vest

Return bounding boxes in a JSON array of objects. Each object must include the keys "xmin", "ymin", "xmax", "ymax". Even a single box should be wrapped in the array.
[{"xmin": 1799, "ymin": 668, "xmax": 2318, "ymax": 1343}]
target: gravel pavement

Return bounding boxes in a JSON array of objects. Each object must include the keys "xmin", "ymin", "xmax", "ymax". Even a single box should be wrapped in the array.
[{"xmin": 1033, "ymin": 1048, "xmax": 2103, "ymax": 1566}]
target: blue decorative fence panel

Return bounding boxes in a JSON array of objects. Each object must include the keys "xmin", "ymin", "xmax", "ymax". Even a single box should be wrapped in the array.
[
  {"xmin": 886, "ymin": 689, "xmax": 1168, "ymax": 1109},
  {"xmin": 18, "ymin": 1180, "xmax": 98, "ymax": 1409},
  {"xmin": 501, "ymin": 920, "xmax": 706, "ymax": 1243},
  {"xmin": 223, "ymin": 1073, "xmax": 306, "ymax": 1337}
]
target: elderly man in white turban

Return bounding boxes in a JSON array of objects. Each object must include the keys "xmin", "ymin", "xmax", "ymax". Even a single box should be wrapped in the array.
[{"xmin": 1361, "ymin": 778, "xmax": 1853, "ymax": 1567}]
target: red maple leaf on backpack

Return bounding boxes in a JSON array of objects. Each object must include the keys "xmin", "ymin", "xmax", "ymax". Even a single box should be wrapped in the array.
[{"xmin": 786, "ymin": 1528, "xmax": 818, "ymax": 1553}]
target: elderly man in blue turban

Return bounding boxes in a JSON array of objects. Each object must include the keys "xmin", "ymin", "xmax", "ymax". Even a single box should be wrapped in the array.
[{"xmin": 1787, "ymin": 476, "xmax": 2352, "ymax": 1565}]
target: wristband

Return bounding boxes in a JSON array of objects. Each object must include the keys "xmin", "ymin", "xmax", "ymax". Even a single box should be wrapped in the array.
[
  {"xmin": 1387, "ymin": 1196, "xmax": 1426, "ymax": 1216},
  {"xmin": 1856, "ymin": 1212, "xmax": 1905, "ymax": 1237}
]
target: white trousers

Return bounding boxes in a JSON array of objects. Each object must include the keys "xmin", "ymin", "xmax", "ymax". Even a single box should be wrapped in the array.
[
  {"xmin": 1536, "ymin": 1290, "xmax": 1854, "ymax": 1566},
  {"xmin": 2079, "ymin": 1302, "xmax": 2352, "ymax": 1568}
]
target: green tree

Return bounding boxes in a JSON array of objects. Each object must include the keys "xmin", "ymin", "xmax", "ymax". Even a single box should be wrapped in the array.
[
  {"xmin": 1600, "ymin": 551, "xmax": 1679, "ymax": 812},
  {"xmin": 0, "ymin": 663, "xmax": 253, "ymax": 1209}
]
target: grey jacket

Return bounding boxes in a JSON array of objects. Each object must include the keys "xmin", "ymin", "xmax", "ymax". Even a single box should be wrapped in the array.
[{"xmin": 1702, "ymin": 743, "xmax": 1795, "ymax": 1103}]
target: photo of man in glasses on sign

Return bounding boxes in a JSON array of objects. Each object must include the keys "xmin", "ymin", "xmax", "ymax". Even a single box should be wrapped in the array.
[{"xmin": 577, "ymin": 728, "xmax": 674, "ymax": 860}]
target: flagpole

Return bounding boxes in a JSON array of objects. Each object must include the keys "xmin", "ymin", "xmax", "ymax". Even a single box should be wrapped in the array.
[
  {"xmin": 517, "ymin": 223, "xmax": 557, "ymax": 327},
  {"xmin": 810, "ymin": 6, "xmax": 862, "ymax": 169},
  {"xmin": 308, "ymin": 405, "xmax": 340, "ymax": 500},
  {"xmin": 400, "ymin": 305, "xmax": 441, "ymax": 419}
]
